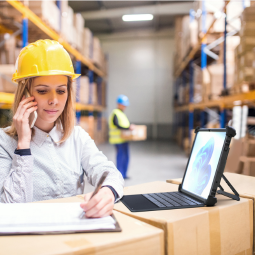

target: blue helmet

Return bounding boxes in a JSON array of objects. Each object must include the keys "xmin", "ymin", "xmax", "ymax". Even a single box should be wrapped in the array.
[{"xmin": 117, "ymin": 94, "xmax": 129, "ymax": 106}]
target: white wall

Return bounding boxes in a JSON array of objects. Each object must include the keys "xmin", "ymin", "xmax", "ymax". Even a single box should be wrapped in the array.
[{"xmin": 100, "ymin": 30, "xmax": 175, "ymax": 139}]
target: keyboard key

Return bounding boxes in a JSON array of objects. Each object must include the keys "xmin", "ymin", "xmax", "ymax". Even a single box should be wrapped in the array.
[
  {"xmin": 171, "ymin": 193, "xmax": 199, "ymax": 205},
  {"xmin": 163, "ymin": 193, "xmax": 188, "ymax": 206},
  {"xmin": 143, "ymin": 194, "xmax": 166, "ymax": 207},
  {"xmin": 179, "ymin": 193, "xmax": 203, "ymax": 205},
  {"xmin": 158, "ymin": 193, "xmax": 181, "ymax": 206},
  {"xmin": 170, "ymin": 193, "xmax": 194, "ymax": 205}
]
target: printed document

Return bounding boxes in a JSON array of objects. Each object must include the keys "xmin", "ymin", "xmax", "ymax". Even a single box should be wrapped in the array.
[{"xmin": 0, "ymin": 203, "xmax": 116, "ymax": 234}]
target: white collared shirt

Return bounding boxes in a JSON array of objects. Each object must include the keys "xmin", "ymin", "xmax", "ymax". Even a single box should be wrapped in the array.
[{"xmin": 0, "ymin": 125, "xmax": 124, "ymax": 203}]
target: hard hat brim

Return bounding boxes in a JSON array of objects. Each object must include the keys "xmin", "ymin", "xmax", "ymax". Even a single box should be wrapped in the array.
[{"xmin": 12, "ymin": 71, "xmax": 80, "ymax": 84}]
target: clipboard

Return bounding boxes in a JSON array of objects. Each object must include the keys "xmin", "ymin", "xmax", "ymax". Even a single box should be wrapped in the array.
[{"xmin": 0, "ymin": 203, "xmax": 122, "ymax": 235}]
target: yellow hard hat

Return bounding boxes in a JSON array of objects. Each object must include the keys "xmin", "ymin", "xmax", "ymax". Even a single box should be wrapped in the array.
[{"xmin": 12, "ymin": 39, "xmax": 80, "ymax": 83}]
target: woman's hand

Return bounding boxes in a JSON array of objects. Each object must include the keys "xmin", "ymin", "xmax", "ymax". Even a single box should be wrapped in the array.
[
  {"xmin": 80, "ymin": 187, "xmax": 115, "ymax": 218},
  {"xmin": 13, "ymin": 95, "xmax": 38, "ymax": 149}
]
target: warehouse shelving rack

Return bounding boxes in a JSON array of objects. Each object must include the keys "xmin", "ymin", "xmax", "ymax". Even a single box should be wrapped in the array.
[
  {"xmin": 0, "ymin": 0, "xmax": 106, "ymax": 125},
  {"xmin": 174, "ymin": 0, "xmax": 253, "ymax": 143}
]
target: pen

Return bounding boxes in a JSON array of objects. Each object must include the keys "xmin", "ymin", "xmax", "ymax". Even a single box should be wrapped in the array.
[{"xmin": 80, "ymin": 171, "xmax": 109, "ymax": 219}]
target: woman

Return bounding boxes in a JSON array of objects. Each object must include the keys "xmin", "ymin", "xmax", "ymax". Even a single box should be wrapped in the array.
[{"xmin": 0, "ymin": 39, "xmax": 124, "ymax": 218}]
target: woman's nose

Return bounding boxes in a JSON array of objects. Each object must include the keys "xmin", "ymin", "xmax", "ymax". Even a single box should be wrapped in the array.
[{"xmin": 48, "ymin": 91, "xmax": 58, "ymax": 105}]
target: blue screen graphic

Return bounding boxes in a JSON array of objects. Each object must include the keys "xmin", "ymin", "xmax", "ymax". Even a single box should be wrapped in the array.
[{"xmin": 182, "ymin": 131, "xmax": 226, "ymax": 199}]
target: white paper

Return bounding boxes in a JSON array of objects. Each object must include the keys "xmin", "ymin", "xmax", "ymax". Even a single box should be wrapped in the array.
[{"xmin": 0, "ymin": 203, "xmax": 116, "ymax": 234}]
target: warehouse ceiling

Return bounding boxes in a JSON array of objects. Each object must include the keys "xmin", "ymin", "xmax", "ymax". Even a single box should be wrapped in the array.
[{"xmin": 68, "ymin": 1, "xmax": 192, "ymax": 34}]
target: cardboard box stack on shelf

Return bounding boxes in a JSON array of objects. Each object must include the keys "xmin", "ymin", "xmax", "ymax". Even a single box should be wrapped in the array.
[
  {"xmin": 0, "ymin": 35, "xmax": 20, "ymax": 65},
  {"xmin": 82, "ymin": 28, "xmax": 93, "ymax": 60},
  {"xmin": 234, "ymin": 5, "xmax": 255, "ymax": 93},
  {"xmin": 60, "ymin": 1, "xmax": 76, "ymax": 47},
  {"xmin": 226, "ymin": 133, "xmax": 255, "ymax": 177},
  {"xmin": 193, "ymin": 64, "xmax": 203, "ymax": 103},
  {"xmin": 93, "ymin": 37, "xmax": 107, "ymax": 71},
  {"xmin": 77, "ymin": 76, "xmax": 89, "ymax": 105},
  {"xmin": 73, "ymin": 13, "xmax": 84, "ymax": 52},
  {"xmin": 94, "ymin": 117, "xmax": 108, "ymax": 144},
  {"xmin": 79, "ymin": 116, "xmax": 107, "ymax": 145},
  {"xmin": 174, "ymin": 15, "xmax": 198, "ymax": 71},
  {"xmin": 0, "ymin": 65, "xmax": 17, "ymax": 93},
  {"xmin": 74, "ymin": 76, "xmax": 99, "ymax": 105},
  {"xmin": 28, "ymin": 1, "xmax": 60, "ymax": 33}
]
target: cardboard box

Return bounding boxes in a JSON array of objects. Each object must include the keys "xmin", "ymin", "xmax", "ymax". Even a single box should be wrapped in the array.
[
  {"xmin": 83, "ymin": 28, "xmax": 93, "ymax": 59},
  {"xmin": 0, "ymin": 196, "xmax": 164, "ymax": 255},
  {"xmin": 79, "ymin": 116, "xmax": 94, "ymax": 139},
  {"xmin": 0, "ymin": 65, "xmax": 17, "ymax": 93},
  {"xmin": 167, "ymin": 173, "xmax": 255, "ymax": 253},
  {"xmin": 29, "ymin": 1, "xmax": 60, "ymax": 32},
  {"xmin": 121, "ymin": 125, "xmax": 147, "ymax": 141},
  {"xmin": 208, "ymin": 63, "xmax": 235, "ymax": 98},
  {"xmin": 114, "ymin": 181, "xmax": 253, "ymax": 255},
  {"xmin": 237, "ymin": 37, "xmax": 255, "ymax": 55}
]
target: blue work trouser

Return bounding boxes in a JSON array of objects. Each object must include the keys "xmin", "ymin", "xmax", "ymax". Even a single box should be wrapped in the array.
[{"xmin": 115, "ymin": 142, "xmax": 129, "ymax": 178}]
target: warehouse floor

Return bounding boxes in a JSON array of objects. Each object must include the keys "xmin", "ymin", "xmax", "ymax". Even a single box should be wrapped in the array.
[{"xmin": 84, "ymin": 140, "xmax": 188, "ymax": 193}]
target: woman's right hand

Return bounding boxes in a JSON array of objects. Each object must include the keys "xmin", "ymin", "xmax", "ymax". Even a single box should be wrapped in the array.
[{"xmin": 13, "ymin": 95, "xmax": 38, "ymax": 149}]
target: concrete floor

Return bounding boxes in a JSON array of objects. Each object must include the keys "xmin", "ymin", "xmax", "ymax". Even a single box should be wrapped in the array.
[{"xmin": 84, "ymin": 140, "xmax": 188, "ymax": 193}]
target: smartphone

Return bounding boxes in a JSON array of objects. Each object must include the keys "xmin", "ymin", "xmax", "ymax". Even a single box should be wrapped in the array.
[{"xmin": 24, "ymin": 89, "xmax": 38, "ymax": 128}]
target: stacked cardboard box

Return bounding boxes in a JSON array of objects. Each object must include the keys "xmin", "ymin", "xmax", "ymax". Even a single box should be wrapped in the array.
[
  {"xmin": 174, "ymin": 16, "xmax": 198, "ymax": 68},
  {"xmin": 0, "ymin": 35, "xmax": 20, "ymax": 65},
  {"xmin": 196, "ymin": 1, "xmax": 242, "ymax": 34},
  {"xmin": 79, "ymin": 76, "xmax": 89, "ymax": 105},
  {"xmin": 0, "ymin": 65, "xmax": 17, "ymax": 93},
  {"xmin": 226, "ymin": 135, "xmax": 255, "ymax": 177},
  {"xmin": 28, "ymin": 1, "xmax": 60, "ymax": 33},
  {"xmin": 60, "ymin": 0, "xmax": 76, "ymax": 47},
  {"xmin": 207, "ymin": 63, "xmax": 235, "ymax": 98},
  {"xmin": 234, "ymin": 6, "xmax": 255, "ymax": 92},
  {"xmin": 82, "ymin": 28, "xmax": 93, "ymax": 60},
  {"xmin": 73, "ymin": 77, "xmax": 99, "ymax": 105},
  {"xmin": 94, "ymin": 117, "xmax": 108, "ymax": 144},
  {"xmin": 73, "ymin": 13, "xmax": 84, "ymax": 51},
  {"xmin": 0, "ymin": 2, "xmax": 22, "ymax": 23},
  {"xmin": 79, "ymin": 116, "xmax": 107, "ymax": 144},
  {"xmin": 193, "ymin": 65, "xmax": 203, "ymax": 103},
  {"xmin": 93, "ymin": 37, "xmax": 105, "ymax": 69}
]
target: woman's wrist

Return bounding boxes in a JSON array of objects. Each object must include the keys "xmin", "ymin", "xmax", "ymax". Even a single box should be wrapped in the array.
[{"xmin": 17, "ymin": 141, "xmax": 30, "ymax": 150}]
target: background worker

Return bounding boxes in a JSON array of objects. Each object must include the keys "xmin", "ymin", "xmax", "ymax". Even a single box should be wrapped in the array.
[
  {"xmin": 109, "ymin": 95, "xmax": 135, "ymax": 179},
  {"xmin": 0, "ymin": 40, "xmax": 124, "ymax": 218}
]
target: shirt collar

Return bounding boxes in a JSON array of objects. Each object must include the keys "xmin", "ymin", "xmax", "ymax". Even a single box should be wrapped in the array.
[{"xmin": 32, "ymin": 125, "xmax": 63, "ymax": 147}]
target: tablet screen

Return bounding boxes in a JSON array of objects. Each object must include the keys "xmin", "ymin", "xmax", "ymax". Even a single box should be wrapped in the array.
[{"xmin": 182, "ymin": 131, "xmax": 226, "ymax": 199}]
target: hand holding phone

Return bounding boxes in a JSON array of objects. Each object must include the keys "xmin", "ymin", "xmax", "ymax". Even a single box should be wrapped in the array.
[
  {"xmin": 13, "ymin": 89, "xmax": 38, "ymax": 149},
  {"xmin": 24, "ymin": 89, "xmax": 38, "ymax": 128}
]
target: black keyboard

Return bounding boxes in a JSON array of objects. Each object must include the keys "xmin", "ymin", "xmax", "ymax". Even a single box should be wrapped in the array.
[{"xmin": 143, "ymin": 192, "xmax": 203, "ymax": 208}]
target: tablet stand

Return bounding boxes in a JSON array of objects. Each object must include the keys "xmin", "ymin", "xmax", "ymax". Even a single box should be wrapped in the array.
[{"xmin": 217, "ymin": 174, "xmax": 240, "ymax": 201}]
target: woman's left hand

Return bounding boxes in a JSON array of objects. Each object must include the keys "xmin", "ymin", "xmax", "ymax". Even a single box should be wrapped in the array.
[{"xmin": 80, "ymin": 187, "xmax": 115, "ymax": 218}]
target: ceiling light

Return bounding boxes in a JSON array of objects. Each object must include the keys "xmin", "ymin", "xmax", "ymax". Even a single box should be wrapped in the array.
[{"xmin": 122, "ymin": 14, "xmax": 153, "ymax": 22}]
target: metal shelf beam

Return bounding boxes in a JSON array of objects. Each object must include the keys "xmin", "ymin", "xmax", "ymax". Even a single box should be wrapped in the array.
[{"xmin": 175, "ymin": 91, "xmax": 255, "ymax": 112}]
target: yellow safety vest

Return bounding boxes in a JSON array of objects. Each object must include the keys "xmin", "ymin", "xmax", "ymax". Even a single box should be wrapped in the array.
[{"xmin": 109, "ymin": 109, "xmax": 130, "ymax": 144}]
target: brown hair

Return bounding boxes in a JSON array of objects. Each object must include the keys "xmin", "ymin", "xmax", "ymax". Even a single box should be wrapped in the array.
[{"xmin": 5, "ymin": 76, "xmax": 75, "ymax": 144}]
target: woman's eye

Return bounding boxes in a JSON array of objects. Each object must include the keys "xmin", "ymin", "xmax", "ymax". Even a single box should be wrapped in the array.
[
  {"xmin": 57, "ymin": 90, "xmax": 66, "ymax": 94},
  {"xmin": 37, "ymin": 90, "xmax": 47, "ymax": 94}
]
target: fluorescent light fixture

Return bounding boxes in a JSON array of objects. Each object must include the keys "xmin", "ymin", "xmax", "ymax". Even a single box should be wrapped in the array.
[{"xmin": 122, "ymin": 14, "xmax": 153, "ymax": 22}]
